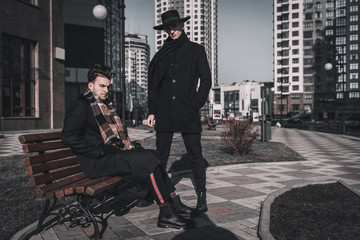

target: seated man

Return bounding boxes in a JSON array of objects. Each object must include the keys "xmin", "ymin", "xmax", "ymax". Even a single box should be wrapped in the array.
[{"xmin": 61, "ymin": 64, "xmax": 198, "ymax": 229}]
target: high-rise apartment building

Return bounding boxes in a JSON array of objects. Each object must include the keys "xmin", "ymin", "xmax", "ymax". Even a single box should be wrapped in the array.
[
  {"xmin": 154, "ymin": 0, "xmax": 218, "ymax": 114},
  {"xmin": 274, "ymin": 0, "xmax": 360, "ymax": 122},
  {"xmin": 125, "ymin": 33, "xmax": 150, "ymax": 108}
]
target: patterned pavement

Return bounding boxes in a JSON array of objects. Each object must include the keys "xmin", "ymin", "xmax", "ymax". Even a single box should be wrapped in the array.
[{"xmin": 5, "ymin": 127, "xmax": 360, "ymax": 240}]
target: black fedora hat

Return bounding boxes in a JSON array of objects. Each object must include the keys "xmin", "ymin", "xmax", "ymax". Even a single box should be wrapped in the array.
[{"xmin": 153, "ymin": 10, "xmax": 190, "ymax": 30}]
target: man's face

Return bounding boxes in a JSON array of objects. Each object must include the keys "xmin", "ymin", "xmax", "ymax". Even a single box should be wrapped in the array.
[
  {"xmin": 88, "ymin": 75, "xmax": 111, "ymax": 100},
  {"xmin": 165, "ymin": 21, "xmax": 184, "ymax": 40}
]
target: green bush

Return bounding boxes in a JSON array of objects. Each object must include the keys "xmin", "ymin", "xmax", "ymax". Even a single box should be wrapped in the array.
[{"xmin": 221, "ymin": 120, "xmax": 259, "ymax": 155}]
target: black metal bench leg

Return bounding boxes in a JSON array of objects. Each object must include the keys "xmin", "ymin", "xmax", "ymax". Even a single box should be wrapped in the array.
[
  {"xmin": 23, "ymin": 199, "xmax": 58, "ymax": 239},
  {"xmin": 79, "ymin": 197, "xmax": 101, "ymax": 239}
]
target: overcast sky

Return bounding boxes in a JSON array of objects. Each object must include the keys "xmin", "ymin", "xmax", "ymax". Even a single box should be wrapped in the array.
[{"xmin": 125, "ymin": 0, "xmax": 274, "ymax": 84}]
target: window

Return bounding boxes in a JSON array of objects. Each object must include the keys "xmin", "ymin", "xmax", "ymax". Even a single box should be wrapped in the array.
[
  {"xmin": 291, "ymin": 94, "xmax": 300, "ymax": 99},
  {"xmin": 304, "ymin": 22, "xmax": 313, "ymax": 30},
  {"xmin": 337, "ymin": 93, "xmax": 343, "ymax": 99},
  {"xmin": 336, "ymin": 0, "xmax": 346, "ymax": 8},
  {"xmin": 292, "ymin": 4, "xmax": 299, "ymax": 9},
  {"xmin": 292, "ymin": 67, "xmax": 299, "ymax": 73},
  {"xmin": 292, "ymin": 31, "xmax": 299, "ymax": 37},
  {"xmin": 315, "ymin": 12, "xmax": 322, "ymax": 19},
  {"xmin": 326, "ymin": 19, "xmax": 333, "ymax": 26},
  {"xmin": 326, "ymin": 29, "xmax": 334, "ymax": 36},
  {"xmin": 2, "ymin": 34, "xmax": 37, "ymax": 117},
  {"xmin": 292, "ymin": 22, "xmax": 299, "ymax": 27},
  {"xmin": 336, "ymin": 37, "xmax": 346, "ymax": 45},
  {"xmin": 304, "ymin": 49, "xmax": 313, "ymax": 56},
  {"xmin": 349, "ymin": 92, "xmax": 360, "ymax": 98},
  {"xmin": 336, "ymin": 27, "xmax": 346, "ymax": 35},
  {"xmin": 292, "ymin": 85, "xmax": 299, "ymax": 91},
  {"xmin": 336, "ymin": 18, "xmax": 346, "ymax": 26},
  {"xmin": 292, "ymin": 104, "xmax": 300, "ymax": 111},
  {"xmin": 350, "ymin": 6, "xmax": 358, "ymax": 12},
  {"xmin": 336, "ymin": 46, "xmax": 346, "ymax": 54},
  {"xmin": 305, "ymin": 13, "xmax": 312, "ymax": 20},
  {"xmin": 350, "ymin": 44, "xmax": 359, "ymax": 50},
  {"xmin": 336, "ymin": 9, "xmax": 346, "ymax": 17},
  {"xmin": 304, "ymin": 67, "xmax": 313, "ymax": 74},
  {"xmin": 326, "ymin": 11, "xmax": 334, "ymax": 18},
  {"xmin": 350, "ymin": 82, "xmax": 359, "ymax": 89},
  {"xmin": 350, "ymin": 15, "xmax": 358, "ymax": 22},
  {"xmin": 350, "ymin": 34, "xmax": 359, "ymax": 41},
  {"xmin": 350, "ymin": 25, "xmax": 359, "ymax": 31},
  {"xmin": 304, "ymin": 76, "xmax": 313, "ymax": 83},
  {"xmin": 304, "ymin": 86, "xmax": 314, "ymax": 92},
  {"xmin": 292, "ymin": 49, "xmax": 299, "ymax": 54},
  {"xmin": 350, "ymin": 63, "xmax": 359, "ymax": 70},
  {"xmin": 292, "ymin": 40, "xmax": 299, "ymax": 45},
  {"xmin": 304, "ymin": 94, "xmax": 312, "ymax": 99},
  {"xmin": 350, "ymin": 53, "xmax": 359, "ymax": 60},
  {"xmin": 336, "ymin": 83, "xmax": 345, "ymax": 92},
  {"xmin": 292, "ymin": 58, "xmax": 299, "ymax": 64},
  {"xmin": 326, "ymin": 2, "xmax": 334, "ymax": 8},
  {"xmin": 350, "ymin": 73, "xmax": 359, "ymax": 80},
  {"xmin": 304, "ymin": 31, "xmax": 313, "ymax": 38},
  {"xmin": 292, "ymin": 12, "xmax": 299, "ymax": 18}
]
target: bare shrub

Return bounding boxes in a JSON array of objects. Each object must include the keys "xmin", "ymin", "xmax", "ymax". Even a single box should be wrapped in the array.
[{"xmin": 221, "ymin": 120, "xmax": 259, "ymax": 155}]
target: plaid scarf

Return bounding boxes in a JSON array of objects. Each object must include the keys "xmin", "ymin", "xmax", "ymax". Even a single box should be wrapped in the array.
[{"xmin": 84, "ymin": 88, "xmax": 133, "ymax": 150}]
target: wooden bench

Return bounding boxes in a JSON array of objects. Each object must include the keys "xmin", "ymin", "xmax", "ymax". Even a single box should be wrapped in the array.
[{"xmin": 19, "ymin": 131, "xmax": 133, "ymax": 239}]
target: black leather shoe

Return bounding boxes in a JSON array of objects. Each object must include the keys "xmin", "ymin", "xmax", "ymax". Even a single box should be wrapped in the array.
[
  {"xmin": 196, "ymin": 191, "xmax": 208, "ymax": 213},
  {"xmin": 172, "ymin": 195, "xmax": 200, "ymax": 217},
  {"xmin": 158, "ymin": 203, "xmax": 196, "ymax": 229}
]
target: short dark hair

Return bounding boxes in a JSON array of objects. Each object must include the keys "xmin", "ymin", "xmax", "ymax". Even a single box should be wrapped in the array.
[{"xmin": 87, "ymin": 64, "xmax": 114, "ymax": 83}]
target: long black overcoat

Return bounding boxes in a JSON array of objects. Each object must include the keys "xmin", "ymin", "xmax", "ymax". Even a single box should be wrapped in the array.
[
  {"xmin": 148, "ymin": 41, "xmax": 212, "ymax": 132},
  {"xmin": 61, "ymin": 95, "xmax": 160, "ymax": 185}
]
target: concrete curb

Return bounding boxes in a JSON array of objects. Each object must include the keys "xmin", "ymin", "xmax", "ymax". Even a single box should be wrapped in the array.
[
  {"xmin": 257, "ymin": 180, "xmax": 341, "ymax": 240},
  {"xmin": 10, "ymin": 220, "xmax": 38, "ymax": 240}
]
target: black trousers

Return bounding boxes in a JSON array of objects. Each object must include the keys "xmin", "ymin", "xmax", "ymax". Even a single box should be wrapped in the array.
[
  {"xmin": 144, "ymin": 165, "xmax": 176, "ymax": 205},
  {"xmin": 156, "ymin": 131, "xmax": 206, "ymax": 192}
]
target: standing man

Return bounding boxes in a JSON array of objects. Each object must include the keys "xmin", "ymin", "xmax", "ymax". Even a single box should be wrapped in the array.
[{"xmin": 147, "ymin": 10, "xmax": 212, "ymax": 213}]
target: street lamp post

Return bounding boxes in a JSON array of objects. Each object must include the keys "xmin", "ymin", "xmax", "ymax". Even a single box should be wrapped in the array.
[
  {"xmin": 93, "ymin": 0, "xmax": 126, "ymax": 125},
  {"xmin": 324, "ymin": 60, "xmax": 346, "ymax": 134}
]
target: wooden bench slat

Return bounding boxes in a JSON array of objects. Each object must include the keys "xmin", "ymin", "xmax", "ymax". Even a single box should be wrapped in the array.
[
  {"xmin": 24, "ymin": 149, "xmax": 74, "ymax": 166},
  {"xmin": 86, "ymin": 176, "xmax": 123, "ymax": 196},
  {"xmin": 29, "ymin": 165, "xmax": 82, "ymax": 186},
  {"xmin": 18, "ymin": 132, "xmax": 62, "ymax": 144},
  {"xmin": 35, "ymin": 173, "xmax": 87, "ymax": 197},
  {"xmin": 23, "ymin": 141, "xmax": 67, "ymax": 153},
  {"xmin": 43, "ymin": 177, "xmax": 113, "ymax": 199},
  {"xmin": 27, "ymin": 157, "xmax": 79, "ymax": 175},
  {"xmin": 75, "ymin": 177, "xmax": 115, "ymax": 194}
]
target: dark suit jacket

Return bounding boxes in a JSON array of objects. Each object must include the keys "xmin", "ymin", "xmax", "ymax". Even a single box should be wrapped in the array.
[
  {"xmin": 148, "ymin": 41, "xmax": 211, "ymax": 132},
  {"xmin": 61, "ymin": 95, "xmax": 160, "ymax": 184}
]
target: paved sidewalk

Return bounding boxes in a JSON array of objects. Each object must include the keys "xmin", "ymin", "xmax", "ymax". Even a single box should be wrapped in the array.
[{"xmin": 6, "ymin": 127, "xmax": 360, "ymax": 240}]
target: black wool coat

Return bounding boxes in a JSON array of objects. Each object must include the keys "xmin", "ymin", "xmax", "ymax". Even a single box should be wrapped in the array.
[
  {"xmin": 61, "ymin": 95, "xmax": 160, "ymax": 185},
  {"xmin": 148, "ymin": 41, "xmax": 212, "ymax": 132}
]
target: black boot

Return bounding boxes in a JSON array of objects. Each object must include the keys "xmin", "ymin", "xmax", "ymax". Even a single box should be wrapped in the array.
[
  {"xmin": 196, "ymin": 191, "xmax": 208, "ymax": 213},
  {"xmin": 157, "ymin": 203, "xmax": 196, "ymax": 229},
  {"xmin": 172, "ymin": 195, "xmax": 200, "ymax": 217}
]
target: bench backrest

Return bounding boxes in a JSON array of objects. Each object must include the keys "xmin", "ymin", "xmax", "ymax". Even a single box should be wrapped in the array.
[
  {"xmin": 19, "ymin": 132, "xmax": 86, "ymax": 199},
  {"xmin": 19, "ymin": 132, "xmax": 123, "ymax": 200}
]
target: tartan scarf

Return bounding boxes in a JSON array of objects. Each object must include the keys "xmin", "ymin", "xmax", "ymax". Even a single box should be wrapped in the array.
[{"xmin": 83, "ymin": 88, "xmax": 133, "ymax": 150}]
